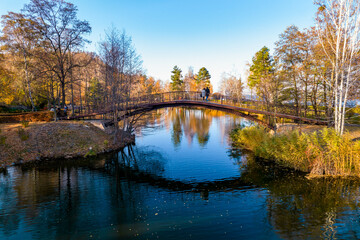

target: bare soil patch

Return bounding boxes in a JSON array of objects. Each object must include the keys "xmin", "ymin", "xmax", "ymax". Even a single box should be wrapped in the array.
[{"xmin": 0, "ymin": 121, "xmax": 134, "ymax": 168}]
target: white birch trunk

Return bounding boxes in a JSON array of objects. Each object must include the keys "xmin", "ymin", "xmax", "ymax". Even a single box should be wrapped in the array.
[
  {"xmin": 317, "ymin": 0, "xmax": 360, "ymax": 135},
  {"xmin": 23, "ymin": 53, "xmax": 35, "ymax": 111}
]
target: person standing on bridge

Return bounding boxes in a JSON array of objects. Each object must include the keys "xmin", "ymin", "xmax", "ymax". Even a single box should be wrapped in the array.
[
  {"xmin": 201, "ymin": 88, "xmax": 206, "ymax": 101},
  {"xmin": 205, "ymin": 87, "xmax": 210, "ymax": 101}
]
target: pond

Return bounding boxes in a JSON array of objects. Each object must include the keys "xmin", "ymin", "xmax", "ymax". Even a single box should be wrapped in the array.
[{"xmin": 0, "ymin": 107, "xmax": 360, "ymax": 239}]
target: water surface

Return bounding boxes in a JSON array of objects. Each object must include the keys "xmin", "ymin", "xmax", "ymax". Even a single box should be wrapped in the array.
[{"xmin": 0, "ymin": 107, "xmax": 360, "ymax": 239}]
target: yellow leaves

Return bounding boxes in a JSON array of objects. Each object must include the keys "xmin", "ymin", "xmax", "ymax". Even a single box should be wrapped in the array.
[{"xmin": 0, "ymin": 69, "xmax": 15, "ymax": 105}]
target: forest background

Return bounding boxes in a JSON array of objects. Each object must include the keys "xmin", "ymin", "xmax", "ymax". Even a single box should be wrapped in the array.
[{"xmin": 0, "ymin": 0, "xmax": 359, "ymax": 135}]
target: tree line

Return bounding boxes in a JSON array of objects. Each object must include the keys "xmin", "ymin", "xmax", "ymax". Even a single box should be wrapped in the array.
[
  {"xmin": 169, "ymin": 65, "xmax": 213, "ymax": 92},
  {"xmin": 0, "ymin": 0, "xmax": 166, "ymax": 115},
  {"xmin": 1, "ymin": 0, "xmax": 359, "ymax": 136},
  {"xmin": 248, "ymin": 0, "xmax": 360, "ymax": 135}
]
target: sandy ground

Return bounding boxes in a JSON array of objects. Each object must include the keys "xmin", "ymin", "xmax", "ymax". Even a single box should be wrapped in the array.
[{"xmin": 0, "ymin": 121, "xmax": 134, "ymax": 168}]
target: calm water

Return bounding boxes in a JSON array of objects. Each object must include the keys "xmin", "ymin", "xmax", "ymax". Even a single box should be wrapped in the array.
[{"xmin": 1, "ymin": 107, "xmax": 360, "ymax": 239}]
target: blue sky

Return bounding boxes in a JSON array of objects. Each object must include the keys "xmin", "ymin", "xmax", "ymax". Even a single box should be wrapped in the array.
[{"xmin": 0, "ymin": 0, "xmax": 317, "ymax": 91}]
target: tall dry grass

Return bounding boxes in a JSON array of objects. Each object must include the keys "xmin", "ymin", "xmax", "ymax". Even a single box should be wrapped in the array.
[{"xmin": 230, "ymin": 126, "xmax": 360, "ymax": 176}]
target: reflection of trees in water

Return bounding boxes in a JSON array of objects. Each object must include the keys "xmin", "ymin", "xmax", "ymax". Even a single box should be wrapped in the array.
[
  {"xmin": 229, "ymin": 150, "xmax": 360, "ymax": 239},
  {"xmin": 1, "ymin": 123, "xmax": 359, "ymax": 239},
  {"xmin": 0, "ymin": 145, "xmax": 167, "ymax": 239},
  {"xmin": 0, "ymin": 170, "xmax": 20, "ymax": 238},
  {"xmin": 115, "ymin": 145, "xmax": 167, "ymax": 177},
  {"xmin": 134, "ymin": 107, "xmax": 251, "ymax": 147},
  {"xmin": 266, "ymin": 177, "xmax": 360, "ymax": 239},
  {"xmin": 167, "ymin": 107, "xmax": 212, "ymax": 147},
  {"xmin": 134, "ymin": 111, "xmax": 165, "ymax": 136},
  {"xmin": 0, "ymin": 155, "xmax": 152, "ymax": 239},
  {"xmin": 118, "ymin": 143, "xmax": 360, "ymax": 240},
  {"xmin": 170, "ymin": 108, "xmax": 183, "ymax": 147}
]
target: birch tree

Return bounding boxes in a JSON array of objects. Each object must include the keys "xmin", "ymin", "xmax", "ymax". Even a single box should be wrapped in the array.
[{"xmin": 315, "ymin": 0, "xmax": 360, "ymax": 135}]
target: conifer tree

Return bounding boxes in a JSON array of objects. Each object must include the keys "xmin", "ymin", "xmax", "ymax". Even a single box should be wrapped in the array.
[
  {"xmin": 170, "ymin": 65, "xmax": 183, "ymax": 91},
  {"xmin": 196, "ymin": 67, "xmax": 211, "ymax": 89},
  {"xmin": 248, "ymin": 46, "xmax": 278, "ymax": 110}
]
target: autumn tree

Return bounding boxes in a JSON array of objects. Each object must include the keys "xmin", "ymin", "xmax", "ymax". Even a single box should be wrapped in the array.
[
  {"xmin": 135, "ymin": 75, "xmax": 162, "ymax": 94},
  {"xmin": 0, "ymin": 12, "xmax": 42, "ymax": 110},
  {"xmin": 307, "ymin": 27, "xmax": 332, "ymax": 118},
  {"xmin": 24, "ymin": 0, "xmax": 91, "ymax": 107},
  {"xmin": 275, "ymin": 25, "xmax": 305, "ymax": 115},
  {"xmin": 183, "ymin": 67, "xmax": 196, "ymax": 92},
  {"xmin": 0, "ymin": 54, "xmax": 14, "ymax": 104},
  {"xmin": 220, "ymin": 72, "xmax": 243, "ymax": 102},
  {"xmin": 99, "ymin": 26, "xmax": 142, "ymax": 139}
]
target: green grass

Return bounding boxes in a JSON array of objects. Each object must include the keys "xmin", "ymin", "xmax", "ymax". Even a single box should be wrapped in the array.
[
  {"xmin": 230, "ymin": 126, "xmax": 360, "ymax": 176},
  {"xmin": 84, "ymin": 147, "xmax": 96, "ymax": 157}
]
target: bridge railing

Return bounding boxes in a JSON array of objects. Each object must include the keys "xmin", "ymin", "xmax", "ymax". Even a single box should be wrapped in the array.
[{"xmin": 68, "ymin": 91, "xmax": 328, "ymax": 123}]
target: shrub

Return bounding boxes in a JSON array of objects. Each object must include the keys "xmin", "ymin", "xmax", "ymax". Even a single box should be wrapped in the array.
[
  {"xmin": 230, "ymin": 125, "xmax": 270, "ymax": 151},
  {"xmin": 21, "ymin": 120, "xmax": 29, "ymax": 128},
  {"xmin": 17, "ymin": 127, "xmax": 29, "ymax": 141},
  {"xmin": 230, "ymin": 126, "xmax": 360, "ymax": 176}
]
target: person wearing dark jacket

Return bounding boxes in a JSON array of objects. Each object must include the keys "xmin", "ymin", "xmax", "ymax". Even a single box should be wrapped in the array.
[{"xmin": 205, "ymin": 87, "xmax": 210, "ymax": 101}]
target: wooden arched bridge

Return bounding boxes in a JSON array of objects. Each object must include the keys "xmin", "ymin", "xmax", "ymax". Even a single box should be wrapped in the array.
[{"xmin": 66, "ymin": 91, "xmax": 328, "ymax": 128}]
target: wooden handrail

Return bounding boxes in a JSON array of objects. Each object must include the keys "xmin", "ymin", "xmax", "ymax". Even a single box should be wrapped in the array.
[{"xmin": 66, "ymin": 91, "xmax": 329, "ymax": 124}]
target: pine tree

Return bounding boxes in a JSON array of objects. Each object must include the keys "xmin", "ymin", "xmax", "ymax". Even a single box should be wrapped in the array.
[
  {"xmin": 248, "ymin": 46, "xmax": 274, "ymax": 91},
  {"xmin": 196, "ymin": 67, "xmax": 211, "ymax": 89},
  {"xmin": 170, "ymin": 65, "xmax": 183, "ymax": 91},
  {"xmin": 248, "ymin": 46, "xmax": 278, "ymax": 111}
]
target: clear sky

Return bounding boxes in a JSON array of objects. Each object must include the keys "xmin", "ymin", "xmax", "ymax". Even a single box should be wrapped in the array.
[{"xmin": 0, "ymin": 0, "xmax": 318, "ymax": 91}]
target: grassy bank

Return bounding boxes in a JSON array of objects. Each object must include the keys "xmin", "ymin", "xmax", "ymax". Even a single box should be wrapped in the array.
[
  {"xmin": 0, "ymin": 121, "xmax": 134, "ymax": 168},
  {"xmin": 230, "ymin": 126, "xmax": 360, "ymax": 177}
]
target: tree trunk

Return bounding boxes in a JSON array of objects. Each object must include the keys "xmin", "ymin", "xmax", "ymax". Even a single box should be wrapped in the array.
[
  {"xmin": 24, "ymin": 54, "xmax": 35, "ymax": 111},
  {"xmin": 79, "ymin": 83, "xmax": 83, "ymax": 114},
  {"xmin": 61, "ymin": 79, "xmax": 66, "ymax": 108}
]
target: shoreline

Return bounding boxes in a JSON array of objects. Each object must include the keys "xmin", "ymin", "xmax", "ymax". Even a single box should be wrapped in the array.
[{"xmin": 0, "ymin": 121, "xmax": 135, "ymax": 168}]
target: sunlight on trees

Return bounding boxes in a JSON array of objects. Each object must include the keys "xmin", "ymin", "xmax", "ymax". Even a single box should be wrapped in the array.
[
  {"xmin": 246, "ymin": 0, "xmax": 360, "ymax": 134},
  {"xmin": 0, "ymin": 0, "xmax": 359, "ymax": 136}
]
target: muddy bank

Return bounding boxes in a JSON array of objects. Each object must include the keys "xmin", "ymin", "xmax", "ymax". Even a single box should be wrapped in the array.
[{"xmin": 0, "ymin": 121, "xmax": 134, "ymax": 168}]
